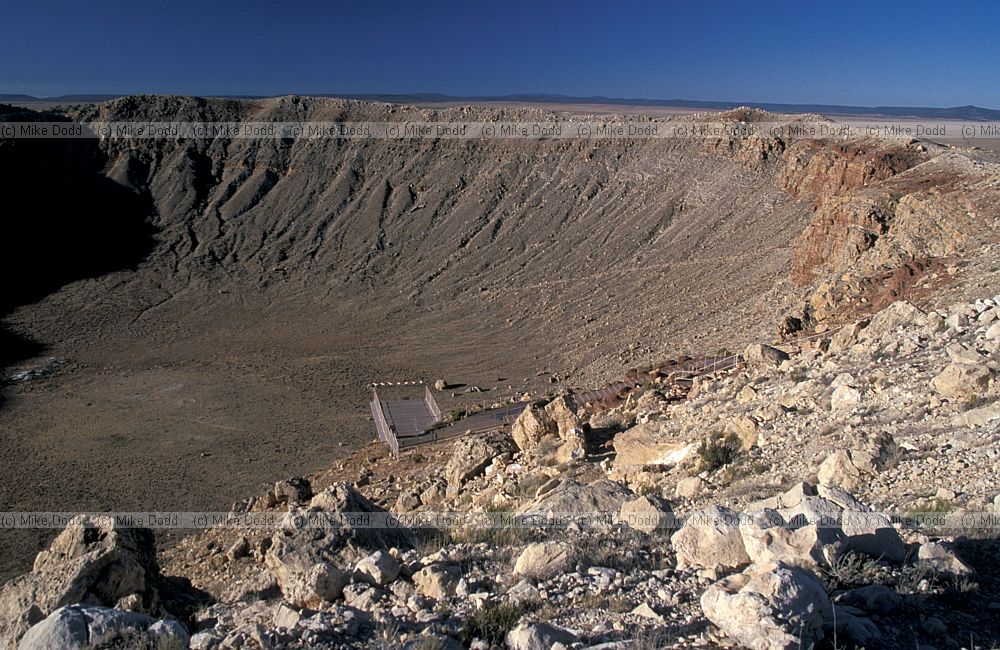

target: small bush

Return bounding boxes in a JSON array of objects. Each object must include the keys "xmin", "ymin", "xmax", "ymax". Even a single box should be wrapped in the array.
[
  {"xmin": 462, "ymin": 603, "xmax": 526, "ymax": 646},
  {"xmin": 824, "ymin": 549, "xmax": 885, "ymax": 589},
  {"xmin": 696, "ymin": 433, "xmax": 742, "ymax": 471},
  {"xmin": 448, "ymin": 510, "xmax": 533, "ymax": 547}
]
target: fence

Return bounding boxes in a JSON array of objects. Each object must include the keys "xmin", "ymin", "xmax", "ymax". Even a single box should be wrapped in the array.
[{"xmin": 369, "ymin": 388, "xmax": 399, "ymax": 459}]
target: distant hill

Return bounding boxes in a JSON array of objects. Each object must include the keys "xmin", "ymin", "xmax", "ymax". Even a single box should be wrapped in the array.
[
  {"xmin": 3, "ymin": 92, "xmax": 998, "ymax": 120},
  {"xmin": 316, "ymin": 94, "xmax": 1000, "ymax": 121}
]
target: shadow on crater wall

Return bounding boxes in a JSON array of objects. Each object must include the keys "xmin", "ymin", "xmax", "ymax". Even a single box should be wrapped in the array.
[{"xmin": 0, "ymin": 104, "xmax": 157, "ymax": 374}]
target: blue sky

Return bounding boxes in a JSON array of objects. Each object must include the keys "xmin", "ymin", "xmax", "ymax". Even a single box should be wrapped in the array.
[{"xmin": 3, "ymin": 0, "xmax": 999, "ymax": 108}]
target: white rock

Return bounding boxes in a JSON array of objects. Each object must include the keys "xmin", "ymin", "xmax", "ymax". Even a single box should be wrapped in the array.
[
  {"xmin": 931, "ymin": 362, "xmax": 992, "ymax": 399},
  {"xmin": 412, "ymin": 563, "xmax": 461, "ymax": 599},
  {"xmin": 18, "ymin": 605, "xmax": 188, "ymax": 650},
  {"xmin": 918, "ymin": 542, "xmax": 974, "ymax": 575},
  {"xmin": 674, "ymin": 476, "xmax": 705, "ymax": 499},
  {"xmin": 831, "ymin": 385, "xmax": 862, "ymax": 410},
  {"xmin": 671, "ymin": 505, "xmax": 750, "ymax": 571},
  {"xmin": 615, "ymin": 495, "xmax": 676, "ymax": 534},
  {"xmin": 354, "ymin": 550, "xmax": 400, "ymax": 586},
  {"xmin": 513, "ymin": 542, "xmax": 576, "ymax": 580},
  {"xmin": 986, "ymin": 321, "xmax": 1000, "ymax": 341},
  {"xmin": 506, "ymin": 622, "xmax": 577, "ymax": 650},
  {"xmin": 700, "ymin": 561, "xmax": 832, "ymax": 650}
]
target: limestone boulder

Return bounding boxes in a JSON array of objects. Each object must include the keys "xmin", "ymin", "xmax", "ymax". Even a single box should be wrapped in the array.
[
  {"xmin": 542, "ymin": 394, "xmax": 580, "ymax": 440},
  {"xmin": 517, "ymin": 478, "xmax": 633, "ymax": 522},
  {"xmin": 612, "ymin": 422, "xmax": 695, "ymax": 472},
  {"xmin": 858, "ymin": 300, "xmax": 922, "ymax": 342},
  {"xmin": 743, "ymin": 343, "xmax": 790, "ymax": 369},
  {"xmin": 506, "ymin": 622, "xmax": 577, "ymax": 650},
  {"xmin": 724, "ymin": 415, "xmax": 759, "ymax": 450},
  {"xmin": 510, "ymin": 406, "xmax": 556, "ymax": 452},
  {"xmin": 986, "ymin": 321, "xmax": 1000, "ymax": 341},
  {"xmin": 615, "ymin": 495, "xmax": 677, "ymax": 534},
  {"xmin": 264, "ymin": 533, "xmax": 348, "ymax": 608},
  {"xmin": 700, "ymin": 561, "xmax": 832, "ymax": 650},
  {"xmin": 307, "ymin": 482, "xmax": 412, "ymax": 550},
  {"xmin": 671, "ymin": 505, "xmax": 750, "ymax": 572},
  {"xmin": 743, "ymin": 489, "xmax": 905, "ymax": 567},
  {"xmin": 412, "ymin": 564, "xmax": 461, "ymax": 600},
  {"xmin": 931, "ymin": 362, "xmax": 992, "ymax": 400},
  {"xmin": 739, "ymin": 509, "xmax": 832, "ymax": 569},
  {"xmin": 674, "ymin": 476, "xmax": 705, "ymax": 499},
  {"xmin": 513, "ymin": 542, "xmax": 576, "ymax": 580},
  {"xmin": 817, "ymin": 431, "xmax": 898, "ymax": 491},
  {"xmin": 18, "ymin": 605, "xmax": 187, "ymax": 650},
  {"xmin": 830, "ymin": 384, "xmax": 862, "ymax": 410},
  {"xmin": 353, "ymin": 551, "xmax": 400, "ymax": 587}
]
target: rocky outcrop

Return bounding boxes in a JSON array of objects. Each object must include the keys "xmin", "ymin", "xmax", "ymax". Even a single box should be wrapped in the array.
[
  {"xmin": 510, "ymin": 396, "xmax": 585, "ymax": 462},
  {"xmin": 264, "ymin": 531, "xmax": 349, "ymax": 608},
  {"xmin": 264, "ymin": 482, "xmax": 409, "ymax": 608},
  {"xmin": 0, "ymin": 517, "xmax": 163, "ymax": 649},
  {"xmin": 517, "ymin": 478, "xmax": 633, "ymax": 520},
  {"xmin": 412, "ymin": 563, "xmax": 462, "ymax": 600},
  {"xmin": 510, "ymin": 406, "xmax": 556, "ymax": 453},
  {"xmin": 444, "ymin": 430, "xmax": 516, "ymax": 490},
  {"xmin": 743, "ymin": 343, "xmax": 790, "ymax": 369}
]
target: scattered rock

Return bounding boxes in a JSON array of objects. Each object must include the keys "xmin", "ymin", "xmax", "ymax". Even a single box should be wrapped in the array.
[
  {"xmin": 674, "ymin": 476, "xmax": 705, "ymax": 499},
  {"xmin": 630, "ymin": 602, "xmax": 664, "ymax": 623},
  {"xmin": 830, "ymin": 384, "xmax": 862, "ymax": 410}
]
